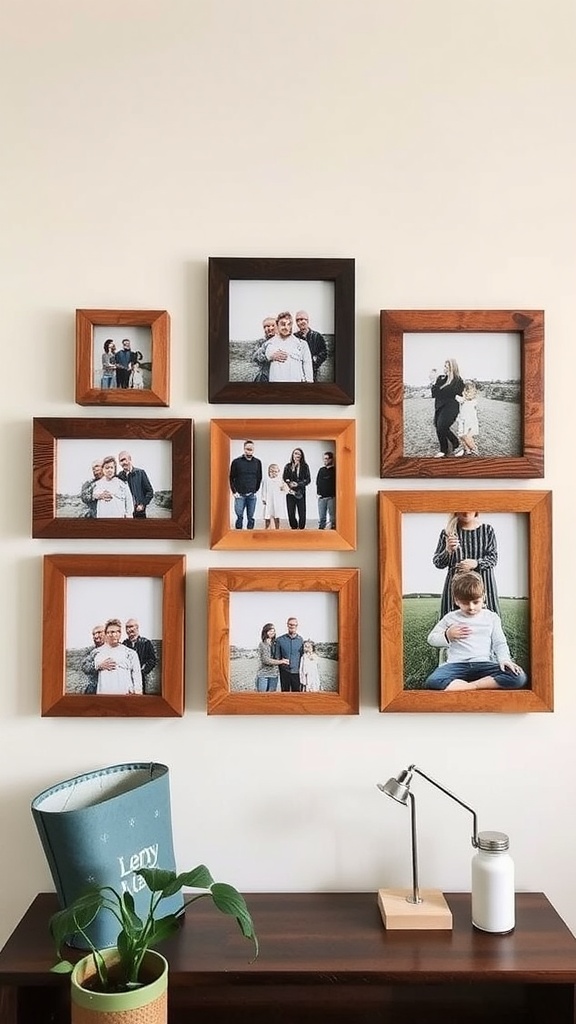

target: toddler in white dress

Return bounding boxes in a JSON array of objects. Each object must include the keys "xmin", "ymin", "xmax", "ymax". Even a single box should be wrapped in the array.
[{"xmin": 456, "ymin": 380, "xmax": 480, "ymax": 455}]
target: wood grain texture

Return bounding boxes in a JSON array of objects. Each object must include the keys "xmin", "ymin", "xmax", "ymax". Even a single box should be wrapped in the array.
[
  {"xmin": 32, "ymin": 417, "xmax": 192, "ymax": 539},
  {"xmin": 380, "ymin": 309, "xmax": 544, "ymax": 479},
  {"xmin": 1, "ymin": 893, "xmax": 575, "ymax": 1024}
]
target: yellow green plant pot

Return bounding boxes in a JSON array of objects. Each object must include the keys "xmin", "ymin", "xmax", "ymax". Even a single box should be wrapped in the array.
[{"xmin": 71, "ymin": 949, "xmax": 168, "ymax": 1024}]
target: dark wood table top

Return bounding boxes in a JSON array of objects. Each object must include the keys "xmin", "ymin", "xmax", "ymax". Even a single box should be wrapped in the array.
[{"xmin": 2, "ymin": 891, "xmax": 576, "ymax": 987}]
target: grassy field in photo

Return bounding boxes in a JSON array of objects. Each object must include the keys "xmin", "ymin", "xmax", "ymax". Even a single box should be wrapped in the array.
[
  {"xmin": 402, "ymin": 596, "xmax": 530, "ymax": 690},
  {"xmin": 403, "ymin": 394, "xmax": 521, "ymax": 458}
]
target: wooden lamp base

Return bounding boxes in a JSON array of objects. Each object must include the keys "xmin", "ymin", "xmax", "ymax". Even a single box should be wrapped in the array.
[{"xmin": 377, "ymin": 888, "xmax": 453, "ymax": 930}]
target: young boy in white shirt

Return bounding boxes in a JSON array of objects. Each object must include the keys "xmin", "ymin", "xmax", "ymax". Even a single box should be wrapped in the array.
[{"xmin": 424, "ymin": 571, "xmax": 527, "ymax": 692}]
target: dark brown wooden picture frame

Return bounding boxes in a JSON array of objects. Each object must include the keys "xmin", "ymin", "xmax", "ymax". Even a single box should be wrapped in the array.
[
  {"xmin": 208, "ymin": 257, "xmax": 355, "ymax": 404},
  {"xmin": 32, "ymin": 417, "xmax": 192, "ymax": 539},
  {"xmin": 378, "ymin": 490, "xmax": 553, "ymax": 714},
  {"xmin": 207, "ymin": 568, "xmax": 359, "ymax": 715},
  {"xmin": 210, "ymin": 418, "xmax": 356, "ymax": 550},
  {"xmin": 76, "ymin": 308, "xmax": 170, "ymax": 407},
  {"xmin": 42, "ymin": 554, "xmax": 185, "ymax": 717},
  {"xmin": 380, "ymin": 309, "xmax": 544, "ymax": 478}
]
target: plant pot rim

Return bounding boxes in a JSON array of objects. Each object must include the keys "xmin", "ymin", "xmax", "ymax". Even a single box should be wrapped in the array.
[{"xmin": 71, "ymin": 948, "xmax": 168, "ymax": 1012}]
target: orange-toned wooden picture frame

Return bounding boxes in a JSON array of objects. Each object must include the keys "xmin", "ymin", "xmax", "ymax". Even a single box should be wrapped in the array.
[
  {"xmin": 207, "ymin": 568, "xmax": 359, "ymax": 715},
  {"xmin": 379, "ymin": 490, "xmax": 553, "ymax": 713},
  {"xmin": 32, "ymin": 417, "xmax": 193, "ymax": 539},
  {"xmin": 210, "ymin": 418, "xmax": 356, "ymax": 551},
  {"xmin": 380, "ymin": 309, "xmax": 544, "ymax": 478},
  {"xmin": 76, "ymin": 308, "xmax": 170, "ymax": 407},
  {"xmin": 41, "ymin": 554, "xmax": 185, "ymax": 717}
]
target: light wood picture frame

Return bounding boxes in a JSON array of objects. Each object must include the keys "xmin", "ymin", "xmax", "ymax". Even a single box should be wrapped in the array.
[
  {"xmin": 207, "ymin": 568, "xmax": 359, "ymax": 715},
  {"xmin": 210, "ymin": 418, "xmax": 356, "ymax": 551},
  {"xmin": 42, "ymin": 554, "xmax": 185, "ymax": 717},
  {"xmin": 379, "ymin": 490, "xmax": 553, "ymax": 713}
]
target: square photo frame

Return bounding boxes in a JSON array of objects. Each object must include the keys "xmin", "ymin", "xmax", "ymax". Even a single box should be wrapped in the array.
[
  {"xmin": 208, "ymin": 257, "xmax": 355, "ymax": 404},
  {"xmin": 32, "ymin": 417, "xmax": 193, "ymax": 540},
  {"xmin": 210, "ymin": 419, "xmax": 356, "ymax": 551},
  {"xmin": 42, "ymin": 554, "xmax": 185, "ymax": 717},
  {"xmin": 76, "ymin": 308, "xmax": 170, "ymax": 407},
  {"xmin": 380, "ymin": 309, "xmax": 544, "ymax": 478},
  {"xmin": 207, "ymin": 568, "xmax": 359, "ymax": 715},
  {"xmin": 378, "ymin": 490, "xmax": 553, "ymax": 713}
]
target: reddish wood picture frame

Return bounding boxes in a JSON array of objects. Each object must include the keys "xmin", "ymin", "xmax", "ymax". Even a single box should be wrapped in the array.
[
  {"xmin": 32, "ymin": 417, "xmax": 193, "ymax": 539},
  {"xmin": 380, "ymin": 309, "xmax": 544, "ymax": 478},
  {"xmin": 76, "ymin": 308, "xmax": 170, "ymax": 407},
  {"xmin": 42, "ymin": 554, "xmax": 186, "ymax": 717}
]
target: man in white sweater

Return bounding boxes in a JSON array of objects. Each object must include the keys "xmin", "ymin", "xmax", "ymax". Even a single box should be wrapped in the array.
[{"xmin": 424, "ymin": 571, "xmax": 527, "ymax": 691}]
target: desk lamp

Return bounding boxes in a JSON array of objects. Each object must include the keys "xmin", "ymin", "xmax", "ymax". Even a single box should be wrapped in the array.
[{"xmin": 376, "ymin": 763, "xmax": 480, "ymax": 931}]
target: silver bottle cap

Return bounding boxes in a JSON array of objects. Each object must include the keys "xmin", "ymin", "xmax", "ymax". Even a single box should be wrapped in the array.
[{"xmin": 477, "ymin": 830, "xmax": 509, "ymax": 851}]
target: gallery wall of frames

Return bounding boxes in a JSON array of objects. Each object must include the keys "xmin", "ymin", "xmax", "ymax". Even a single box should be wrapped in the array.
[{"xmin": 32, "ymin": 259, "xmax": 550, "ymax": 718}]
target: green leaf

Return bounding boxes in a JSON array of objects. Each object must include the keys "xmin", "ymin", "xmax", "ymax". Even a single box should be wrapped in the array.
[
  {"xmin": 50, "ymin": 960, "xmax": 74, "ymax": 975},
  {"xmin": 120, "ymin": 892, "xmax": 143, "ymax": 933},
  {"xmin": 211, "ymin": 883, "xmax": 259, "ymax": 955},
  {"xmin": 174, "ymin": 865, "xmax": 215, "ymax": 890},
  {"xmin": 49, "ymin": 890, "xmax": 104, "ymax": 952},
  {"xmin": 147, "ymin": 913, "xmax": 180, "ymax": 947},
  {"xmin": 137, "ymin": 868, "xmax": 177, "ymax": 894}
]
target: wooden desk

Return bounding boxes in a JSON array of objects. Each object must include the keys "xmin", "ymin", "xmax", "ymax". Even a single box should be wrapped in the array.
[{"xmin": 1, "ymin": 892, "xmax": 576, "ymax": 1023}]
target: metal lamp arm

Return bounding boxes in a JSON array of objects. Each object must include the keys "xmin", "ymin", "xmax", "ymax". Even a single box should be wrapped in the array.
[{"xmin": 410, "ymin": 765, "xmax": 479, "ymax": 847}]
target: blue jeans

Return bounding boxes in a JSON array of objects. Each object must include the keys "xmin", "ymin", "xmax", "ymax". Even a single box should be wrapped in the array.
[
  {"xmin": 318, "ymin": 496, "xmax": 335, "ymax": 529},
  {"xmin": 256, "ymin": 676, "xmax": 278, "ymax": 692},
  {"xmin": 425, "ymin": 660, "xmax": 527, "ymax": 690},
  {"xmin": 234, "ymin": 493, "xmax": 257, "ymax": 529}
]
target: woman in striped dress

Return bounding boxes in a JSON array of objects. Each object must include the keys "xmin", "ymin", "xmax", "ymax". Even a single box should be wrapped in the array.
[{"xmin": 432, "ymin": 511, "xmax": 500, "ymax": 617}]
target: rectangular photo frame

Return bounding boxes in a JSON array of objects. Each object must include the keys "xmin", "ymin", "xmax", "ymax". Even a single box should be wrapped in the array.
[
  {"xmin": 378, "ymin": 490, "xmax": 553, "ymax": 713},
  {"xmin": 380, "ymin": 309, "xmax": 544, "ymax": 478},
  {"xmin": 32, "ymin": 417, "xmax": 193, "ymax": 539},
  {"xmin": 210, "ymin": 418, "xmax": 356, "ymax": 551},
  {"xmin": 76, "ymin": 308, "xmax": 170, "ymax": 407},
  {"xmin": 207, "ymin": 568, "xmax": 359, "ymax": 715},
  {"xmin": 209, "ymin": 257, "xmax": 355, "ymax": 404},
  {"xmin": 42, "ymin": 554, "xmax": 185, "ymax": 717}
]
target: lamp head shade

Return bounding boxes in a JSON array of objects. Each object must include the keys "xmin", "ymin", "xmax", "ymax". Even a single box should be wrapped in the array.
[{"xmin": 377, "ymin": 768, "xmax": 414, "ymax": 806}]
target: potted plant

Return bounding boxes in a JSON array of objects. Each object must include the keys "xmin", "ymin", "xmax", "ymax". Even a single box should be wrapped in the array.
[{"xmin": 50, "ymin": 864, "xmax": 258, "ymax": 1024}]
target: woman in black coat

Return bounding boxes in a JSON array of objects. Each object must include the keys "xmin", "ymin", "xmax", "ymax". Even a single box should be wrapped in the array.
[
  {"xmin": 430, "ymin": 358, "xmax": 465, "ymax": 457},
  {"xmin": 282, "ymin": 448, "xmax": 311, "ymax": 529}
]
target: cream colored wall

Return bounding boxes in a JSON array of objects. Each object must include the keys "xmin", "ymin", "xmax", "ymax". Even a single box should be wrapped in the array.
[{"xmin": 1, "ymin": 0, "xmax": 575, "ymax": 946}]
